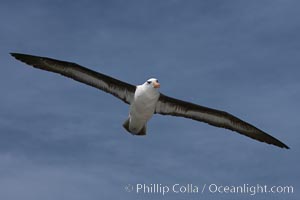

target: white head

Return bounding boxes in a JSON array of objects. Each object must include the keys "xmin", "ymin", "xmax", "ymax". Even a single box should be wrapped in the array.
[{"xmin": 143, "ymin": 78, "xmax": 160, "ymax": 89}]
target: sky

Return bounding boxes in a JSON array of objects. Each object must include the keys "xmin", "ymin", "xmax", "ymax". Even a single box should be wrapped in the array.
[{"xmin": 0, "ymin": 0, "xmax": 299, "ymax": 199}]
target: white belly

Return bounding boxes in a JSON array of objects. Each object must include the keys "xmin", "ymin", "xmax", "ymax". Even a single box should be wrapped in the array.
[{"xmin": 128, "ymin": 86, "xmax": 159, "ymax": 133}]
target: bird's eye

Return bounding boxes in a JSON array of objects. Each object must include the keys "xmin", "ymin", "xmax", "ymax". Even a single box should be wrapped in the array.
[
  {"xmin": 147, "ymin": 81, "xmax": 152, "ymax": 84},
  {"xmin": 156, "ymin": 80, "xmax": 159, "ymax": 83}
]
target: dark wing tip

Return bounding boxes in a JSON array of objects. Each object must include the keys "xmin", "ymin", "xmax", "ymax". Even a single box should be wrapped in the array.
[
  {"xmin": 258, "ymin": 131, "xmax": 290, "ymax": 149},
  {"xmin": 10, "ymin": 52, "xmax": 19, "ymax": 60},
  {"xmin": 10, "ymin": 52, "xmax": 38, "ymax": 65},
  {"xmin": 10, "ymin": 52, "xmax": 62, "ymax": 72},
  {"xmin": 275, "ymin": 137, "xmax": 289, "ymax": 149},
  {"xmin": 256, "ymin": 130, "xmax": 290, "ymax": 149},
  {"xmin": 10, "ymin": 52, "xmax": 26, "ymax": 59},
  {"xmin": 272, "ymin": 140, "xmax": 289, "ymax": 149},
  {"xmin": 279, "ymin": 142, "xmax": 290, "ymax": 149}
]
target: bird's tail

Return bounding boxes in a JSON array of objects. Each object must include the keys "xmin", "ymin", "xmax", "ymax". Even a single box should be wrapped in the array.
[{"xmin": 122, "ymin": 118, "xmax": 147, "ymax": 136}]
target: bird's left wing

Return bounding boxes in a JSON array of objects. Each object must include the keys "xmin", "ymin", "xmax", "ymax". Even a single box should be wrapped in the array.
[
  {"xmin": 11, "ymin": 53, "xmax": 136, "ymax": 104},
  {"xmin": 155, "ymin": 93, "xmax": 289, "ymax": 149}
]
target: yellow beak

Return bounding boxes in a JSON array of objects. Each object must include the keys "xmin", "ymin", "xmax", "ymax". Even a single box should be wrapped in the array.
[{"xmin": 153, "ymin": 82, "xmax": 160, "ymax": 88}]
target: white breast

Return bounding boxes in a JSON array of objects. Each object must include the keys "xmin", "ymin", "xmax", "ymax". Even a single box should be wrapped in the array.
[{"xmin": 128, "ymin": 85, "xmax": 160, "ymax": 132}]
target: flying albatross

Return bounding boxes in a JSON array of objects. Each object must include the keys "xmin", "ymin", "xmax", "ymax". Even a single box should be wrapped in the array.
[{"xmin": 10, "ymin": 53, "xmax": 289, "ymax": 149}]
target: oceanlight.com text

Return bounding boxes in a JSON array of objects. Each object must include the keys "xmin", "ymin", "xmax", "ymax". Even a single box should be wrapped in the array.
[{"xmin": 124, "ymin": 183, "xmax": 294, "ymax": 196}]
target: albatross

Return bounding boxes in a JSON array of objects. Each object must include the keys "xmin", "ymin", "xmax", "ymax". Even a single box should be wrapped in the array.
[{"xmin": 10, "ymin": 53, "xmax": 289, "ymax": 149}]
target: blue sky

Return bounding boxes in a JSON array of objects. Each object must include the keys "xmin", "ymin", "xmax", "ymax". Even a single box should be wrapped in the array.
[{"xmin": 0, "ymin": 0, "xmax": 299, "ymax": 199}]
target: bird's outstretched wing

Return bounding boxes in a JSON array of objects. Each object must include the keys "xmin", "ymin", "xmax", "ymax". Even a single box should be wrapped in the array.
[
  {"xmin": 11, "ymin": 53, "xmax": 136, "ymax": 104},
  {"xmin": 155, "ymin": 93, "xmax": 289, "ymax": 149}
]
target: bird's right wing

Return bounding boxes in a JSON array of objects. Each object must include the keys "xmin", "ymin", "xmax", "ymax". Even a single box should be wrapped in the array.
[
  {"xmin": 11, "ymin": 53, "xmax": 136, "ymax": 104},
  {"xmin": 155, "ymin": 93, "xmax": 289, "ymax": 149}
]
